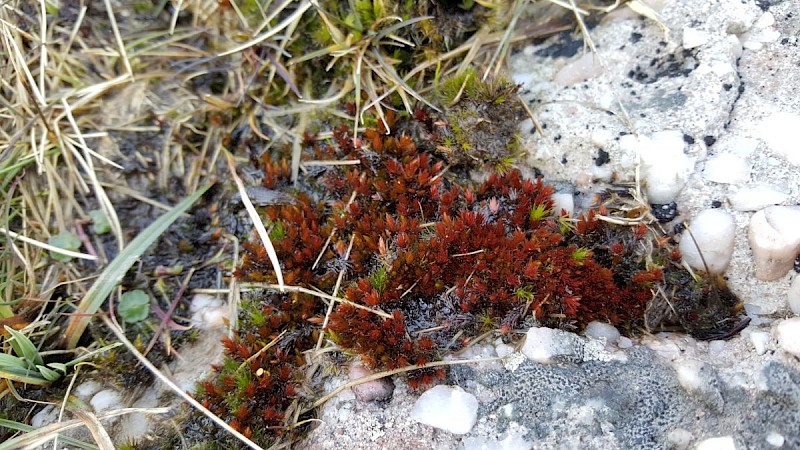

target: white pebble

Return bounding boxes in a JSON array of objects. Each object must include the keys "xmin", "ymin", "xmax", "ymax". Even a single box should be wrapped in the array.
[
  {"xmin": 189, "ymin": 293, "xmax": 219, "ymax": 312},
  {"xmin": 521, "ymin": 326, "xmax": 583, "ymax": 364},
  {"xmin": 73, "ymin": 380, "xmax": 102, "ymax": 399},
  {"xmin": 643, "ymin": 337, "xmax": 681, "ymax": 361},
  {"xmin": 554, "ymin": 53, "xmax": 603, "ymax": 86},
  {"xmin": 410, "ymin": 385, "xmax": 478, "ymax": 435},
  {"xmin": 583, "ymin": 321, "xmax": 621, "ymax": 344},
  {"xmin": 675, "ymin": 359, "xmax": 705, "ymax": 393},
  {"xmin": 31, "ymin": 405, "xmax": 58, "ymax": 428},
  {"xmin": 679, "ymin": 209, "xmax": 736, "ymax": 274},
  {"xmin": 683, "ymin": 27, "xmax": 710, "ymax": 49},
  {"xmin": 758, "ymin": 112, "xmax": 800, "ymax": 166},
  {"xmin": 624, "ymin": 131, "xmax": 691, "ymax": 203},
  {"xmin": 666, "ymin": 428, "xmax": 693, "ymax": 450},
  {"xmin": 727, "ymin": 183, "xmax": 788, "ymax": 211},
  {"xmin": 696, "ymin": 436, "xmax": 737, "ymax": 450},
  {"xmin": 707, "ymin": 340, "xmax": 727, "ymax": 357},
  {"xmin": 774, "ymin": 317, "xmax": 800, "ymax": 357},
  {"xmin": 789, "ymin": 276, "xmax": 800, "ymax": 314},
  {"xmin": 90, "ymin": 389, "xmax": 122, "ymax": 412},
  {"xmin": 748, "ymin": 206, "xmax": 800, "ymax": 280},
  {"xmin": 766, "ymin": 432, "xmax": 785, "ymax": 447},
  {"xmin": 617, "ymin": 336, "xmax": 633, "ymax": 349},
  {"xmin": 551, "ymin": 192, "xmax": 575, "ymax": 217},
  {"xmin": 349, "ymin": 362, "xmax": 394, "ymax": 402},
  {"xmin": 702, "ymin": 154, "xmax": 750, "ymax": 184},
  {"xmin": 748, "ymin": 331, "xmax": 770, "ymax": 355}
]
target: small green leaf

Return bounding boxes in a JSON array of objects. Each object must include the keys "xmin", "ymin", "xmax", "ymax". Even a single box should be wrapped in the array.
[
  {"xmin": 47, "ymin": 362, "xmax": 68, "ymax": 374},
  {"xmin": 48, "ymin": 231, "xmax": 81, "ymax": 262},
  {"xmin": 36, "ymin": 364, "xmax": 62, "ymax": 381},
  {"xmin": 4, "ymin": 326, "xmax": 43, "ymax": 367},
  {"xmin": 118, "ymin": 290, "xmax": 151, "ymax": 323},
  {"xmin": 0, "ymin": 352, "xmax": 28, "ymax": 369},
  {"xmin": 89, "ymin": 209, "xmax": 111, "ymax": 234}
]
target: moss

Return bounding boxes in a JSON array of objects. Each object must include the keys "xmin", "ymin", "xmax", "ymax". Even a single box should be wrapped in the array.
[{"xmin": 431, "ymin": 68, "xmax": 526, "ymax": 169}]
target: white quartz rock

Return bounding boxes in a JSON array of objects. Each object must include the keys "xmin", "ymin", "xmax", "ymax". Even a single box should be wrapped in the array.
[
  {"xmin": 410, "ymin": 385, "xmax": 478, "ymax": 435},
  {"xmin": 727, "ymin": 183, "xmax": 788, "ymax": 211},
  {"xmin": 703, "ymin": 153, "xmax": 750, "ymax": 184},
  {"xmin": 748, "ymin": 206, "xmax": 800, "ymax": 280},
  {"xmin": 758, "ymin": 112, "xmax": 800, "ymax": 166},
  {"xmin": 683, "ymin": 27, "xmax": 710, "ymax": 49},
  {"xmin": 583, "ymin": 321, "xmax": 621, "ymax": 344},
  {"xmin": 623, "ymin": 131, "xmax": 691, "ymax": 203},
  {"xmin": 551, "ymin": 192, "xmax": 575, "ymax": 217},
  {"xmin": 774, "ymin": 317, "xmax": 800, "ymax": 357},
  {"xmin": 521, "ymin": 326, "xmax": 584, "ymax": 364},
  {"xmin": 696, "ymin": 436, "xmax": 737, "ymax": 450},
  {"xmin": 90, "ymin": 389, "xmax": 122, "ymax": 412},
  {"xmin": 679, "ymin": 209, "xmax": 736, "ymax": 274},
  {"xmin": 788, "ymin": 276, "xmax": 800, "ymax": 315},
  {"xmin": 554, "ymin": 53, "xmax": 603, "ymax": 86}
]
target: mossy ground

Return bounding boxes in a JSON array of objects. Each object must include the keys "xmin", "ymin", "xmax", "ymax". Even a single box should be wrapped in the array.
[{"xmin": 0, "ymin": 1, "xmax": 747, "ymax": 449}]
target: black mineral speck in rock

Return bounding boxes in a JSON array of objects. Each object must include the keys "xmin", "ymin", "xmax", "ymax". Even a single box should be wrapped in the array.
[
  {"xmin": 683, "ymin": 134, "xmax": 695, "ymax": 145},
  {"xmin": 711, "ymin": 200, "xmax": 722, "ymax": 208},
  {"xmin": 704, "ymin": 136, "xmax": 717, "ymax": 147},
  {"xmin": 594, "ymin": 148, "xmax": 610, "ymax": 166},
  {"xmin": 794, "ymin": 255, "xmax": 800, "ymax": 273},
  {"xmin": 652, "ymin": 202, "xmax": 678, "ymax": 223}
]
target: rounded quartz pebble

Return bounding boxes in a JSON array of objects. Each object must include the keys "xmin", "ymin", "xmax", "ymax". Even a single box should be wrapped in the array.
[
  {"xmin": 190, "ymin": 294, "xmax": 228, "ymax": 329},
  {"xmin": 748, "ymin": 206, "xmax": 800, "ymax": 280},
  {"xmin": 774, "ymin": 317, "xmax": 800, "ymax": 357},
  {"xmin": 410, "ymin": 385, "xmax": 478, "ymax": 434},
  {"xmin": 696, "ymin": 436, "xmax": 737, "ymax": 450},
  {"xmin": 348, "ymin": 362, "xmax": 394, "ymax": 402},
  {"xmin": 727, "ymin": 183, "xmax": 788, "ymax": 211},
  {"xmin": 679, "ymin": 209, "xmax": 736, "ymax": 274},
  {"xmin": 624, "ymin": 131, "xmax": 691, "ymax": 204},
  {"xmin": 521, "ymin": 326, "xmax": 584, "ymax": 364},
  {"xmin": 583, "ymin": 321, "xmax": 621, "ymax": 345},
  {"xmin": 90, "ymin": 389, "xmax": 122, "ymax": 412},
  {"xmin": 702, "ymin": 153, "xmax": 750, "ymax": 184},
  {"xmin": 788, "ymin": 276, "xmax": 800, "ymax": 314}
]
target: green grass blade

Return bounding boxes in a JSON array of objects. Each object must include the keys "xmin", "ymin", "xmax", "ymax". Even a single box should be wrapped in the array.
[
  {"xmin": 64, "ymin": 182, "xmax": 214, "ymax": 349},
  {"xmin": 0, "ymin": 352, "xmax": 28, "ymax": 369},
  {"xmin": 4, "ymin": 326, "xmax": 43, "ymax": 366},
  {"xmin": 0, "ymin": 366, "xmax": 49, "ymax": 385}
]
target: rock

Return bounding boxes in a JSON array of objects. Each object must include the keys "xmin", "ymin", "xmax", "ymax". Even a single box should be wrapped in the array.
[
  {"xmin": 679, "ymin": 209, "xmax": 736, "ymax": 274},
  {"xmin": 727, "ymin": 183, "xmax": 788, "ymax": 211},
  {"xmin": 554, "ymin": 53, "xmax": 603, "ymax": 86},
  {"xmin": 788, "ymin": 276, "xmax": 800, "ymax": 314},
  {"xmin": 748, "ymin": 331, "xmax": 770, "ymax": 356},
  {"xmin": 748, "ymin": 206, "xmax": 800, "ymax": 280},
  {"xmin": 349, "ymin": 362, "xmax": 394, "ymax": 402},
  {"xmin": 521, "ymin": 326, "xmax": 584, "ymax": 364},
  {"xmin": 90, "ymin": 389, "xmax": 122, "ymax": 412},
  {"xmin": 683, "ymin": 27, "xmax": 710, "ymax": 49},
  {"xmin": 757, "ymin": 112, "xmax": 800, "ymax": 166},
  {"xmin": 410, "ymin": 385, "xmax": 478, "ymax": 435},
  {"xmin": 625, "ymin": 131, "xmax": 692, "ymax": 204},
  {"xmin": 696, "ymin": 436, "xmax": 737, "ymax": 450},
  {"xmin": 766, "ymin": 432, "xmax": 785, "ymax": 447},
  {"xmin": 702, "ymin": 153, "xmax": 750, "ymax": 184},
  {"xmin": 666, "ymin": 428, "xmax": 693, "ymax": 450},
  {"xmin": 675, "ymin": 359, "xmax": 724, "ymax": 412},
  {"xmin": 583, "ymin": 321, "xmax": 621, "ymax": 344},
  {"xmin": 190, "ymin": 294, "xmax": 228, "ymax": 329},
  {"xmin": 551, "ymin": 192, "xmax": 575, "ymax": 216},
  {"xmin": 774, "ymin": 318, "xmax": 800, "ymax": 358}
]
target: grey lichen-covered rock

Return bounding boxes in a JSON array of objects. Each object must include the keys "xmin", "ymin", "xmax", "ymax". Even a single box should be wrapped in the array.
[{"xmin": 452, "ymin": 348, "xmax": 800, "ymax": 450}]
